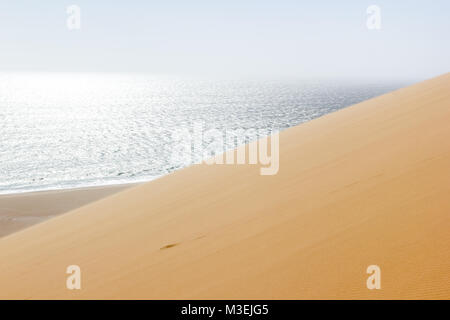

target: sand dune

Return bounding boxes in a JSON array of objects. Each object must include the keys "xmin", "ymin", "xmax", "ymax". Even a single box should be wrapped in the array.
[{"xmin": 0, "ymin": 73, "xmax": 449, "ymax": 299}]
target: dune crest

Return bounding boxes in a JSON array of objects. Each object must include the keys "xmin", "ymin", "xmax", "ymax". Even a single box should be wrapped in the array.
[{"xmin": 0, "ymin": 73, "xmax": 449, "ymax": 299}]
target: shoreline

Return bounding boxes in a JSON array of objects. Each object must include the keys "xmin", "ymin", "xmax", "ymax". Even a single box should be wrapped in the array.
[{"xmin": 0, "ymin": 180, "xmax": 148, "ymax": 197}]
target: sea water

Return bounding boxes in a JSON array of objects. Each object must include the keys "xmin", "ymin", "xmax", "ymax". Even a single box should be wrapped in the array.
[{"xmin": 0, "ymin": 73, "xmax": 408, "ymax": 194}]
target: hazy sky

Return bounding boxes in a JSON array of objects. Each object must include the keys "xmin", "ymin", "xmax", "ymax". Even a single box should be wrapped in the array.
[{"xmin": 1, "ymin": 0, "xmax": 449, "ymax": 80}]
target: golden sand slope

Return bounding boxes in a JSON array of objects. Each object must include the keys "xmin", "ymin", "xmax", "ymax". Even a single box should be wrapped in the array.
[
  {"xmin": 0, "ymin": 184, "xmax": 133, "ymax": 238},
  {"xmin": 0, "ymin": 74, "xmax": 449, "ymax": 299}
]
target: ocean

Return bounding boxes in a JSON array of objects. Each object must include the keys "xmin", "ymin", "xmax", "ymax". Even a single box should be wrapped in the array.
[{"xmin": 0, "ymin": 73, "xmax": 408, "ymax": 194}]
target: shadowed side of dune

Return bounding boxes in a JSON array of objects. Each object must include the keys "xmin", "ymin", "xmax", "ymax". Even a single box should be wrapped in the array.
[{"xmin": 0, "ymin": 184, "xmax": 134, "ymax": 238}]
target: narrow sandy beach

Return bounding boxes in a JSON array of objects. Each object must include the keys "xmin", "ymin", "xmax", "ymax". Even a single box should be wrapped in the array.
[
  {"xmin": 0, "ymin": 73, "xmax": 449, "ymax": 299},
  {"xmin": 0, "ymin": 184, "xmax": 133, "ymax": 238}
]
